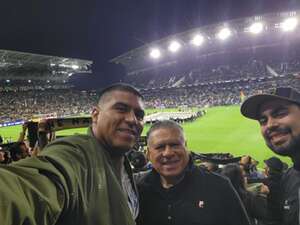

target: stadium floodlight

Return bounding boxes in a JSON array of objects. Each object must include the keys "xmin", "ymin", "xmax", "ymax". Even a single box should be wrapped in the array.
[
  {"xmin": 249, "ymin": 22, "xmax": 263, "ymax": 34},
  {"xmin": 28, "ymin": 80, "xmax": 31, "ymax": 83},
  {"xmin": 6, "ymin": 79, "xmax": 10, "ymax": 83},
  {"xmin": 217, "ymin": 28, "xmax": 231, "ymax": 40},
  {"xmin": 149, "ymin": 48, "xmax": 161, "ymax": 59},
  {"xmin": 191, "ymin": 34, "xmax": 204, "ymax": 46},
  {"xmin": 71, "ymin": 64, "xmax": 79, "ymax": 70},
  {"xmin": 168, "ymin": 41, "xmax": 181, "ymax": 53},
  {"xmin": 47, "ymin": 80, "xmax": 50, "ymax": 83},
  {"xmin": 281, "ymin": 17, "xmax": 298, "ymax": 32}
]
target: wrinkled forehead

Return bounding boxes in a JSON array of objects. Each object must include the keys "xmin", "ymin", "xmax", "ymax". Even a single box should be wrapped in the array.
[
  {"xmin": 258, "ymin": 99, "xmax": 294, "ymax": 116},
  {"xmin": 148, "ymin": 127, "xmax": 185, "ymax": 144}
]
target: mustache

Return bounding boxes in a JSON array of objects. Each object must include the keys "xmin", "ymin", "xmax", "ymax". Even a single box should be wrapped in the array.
[{"xmin": 265, "ymin": 126, "xmax": 291, "ymax": 138}]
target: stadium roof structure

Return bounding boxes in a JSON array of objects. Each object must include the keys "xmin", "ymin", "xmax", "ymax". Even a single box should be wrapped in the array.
[
  {"xmin": 111, "ymin": 10, "xmax": 300, "ymax": 76},
  {"xmin": 0, "ymin": 49, "xmax": 92, "ymax": 82}
]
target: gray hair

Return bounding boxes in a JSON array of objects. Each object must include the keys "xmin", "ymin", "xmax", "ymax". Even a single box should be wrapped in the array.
[{"xmin": 146, "ymin": 120, "xmax": 184, "ymax": 142}]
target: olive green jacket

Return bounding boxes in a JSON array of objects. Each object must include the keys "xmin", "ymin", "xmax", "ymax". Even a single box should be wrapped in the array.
[{"xmin": 0, "ymin": 129, "xmax": 136, "ymax": 225}]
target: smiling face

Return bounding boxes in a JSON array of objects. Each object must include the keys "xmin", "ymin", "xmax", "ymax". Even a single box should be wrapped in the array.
[
  {"xmin": 147, "ymin": 127, "xmax": 189, "ymax": 179},
  {"xmin": 92, "ymin": 90, "xmax": 145, "ymax": 155},
  {"xmin": 258, "ymin": 99, "xmax": 300, "ymax": 157}
]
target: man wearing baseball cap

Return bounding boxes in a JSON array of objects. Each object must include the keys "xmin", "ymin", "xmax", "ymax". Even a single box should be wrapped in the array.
[
  {"xmin": 241, "ymin": 87, "xmax": 300, "ymax": 225},
  {"xmin": 264, "ymin": 156, "xmax": 284, "ymax": 175}
]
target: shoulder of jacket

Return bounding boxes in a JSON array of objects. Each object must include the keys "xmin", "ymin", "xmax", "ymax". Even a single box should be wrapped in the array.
[{"xmin": 51, "ymin": 134, "xmax": 94, "ymax": 145}]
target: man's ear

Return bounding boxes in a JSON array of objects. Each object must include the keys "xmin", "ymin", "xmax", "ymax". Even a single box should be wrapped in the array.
[
  {"xmin": 146, "ymin": 147, "xmax": 150, "ymax": 160},
  {"xmin": 91, "ymin": 107, "xmax": 100, "ymax": 124}
]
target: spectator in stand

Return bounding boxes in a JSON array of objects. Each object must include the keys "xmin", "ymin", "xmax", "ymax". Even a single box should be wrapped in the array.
[
  {"xmin": 240, "ymin": 155, "xmax": 264, "ymax": 180},
  {"xmin": 241, "ymin": 87, "xmax": 300, "ymax": 225},
  {"xmin": 263, "ymin": 157, "xmax": 284, "ymax": 178},
  {"xmin": 9, "ymin": 142, "xmax": 30, "ymax": 161},
  {"xmin": 221, "ymin": 163, "xmax": 269, "ymax": 225},
  {"xmin": 137, "ymin": 120, "xmax": 251, "ymax": 225},
  {"xmin": 260, "ymin": 157, "xmax": 284, "ymax": 225},
  {"xmin": 0, "ymin": 83, "xmax": 145, "ymax": 225},
  {"xmin": 18, "ymin": 123, "xmax": 28, "ymax": 142},
  {"xmin": 0, "ymin": 150, "xmax": 5, "ymax": 163}
]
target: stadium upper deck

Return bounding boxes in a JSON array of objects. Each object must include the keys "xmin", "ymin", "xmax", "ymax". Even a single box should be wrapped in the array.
[
  {"xmin": 111, "ymin": 10, "xmax": 300, "ymax": 76},
  {"xmin": 0, "ymin": 49, "xmax": 92, "ymax": 84}
]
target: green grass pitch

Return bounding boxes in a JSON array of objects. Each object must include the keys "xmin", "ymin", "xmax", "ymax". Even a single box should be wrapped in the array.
[{"xmin": 0, "ymin": 105, "xmax": 291, "ymax": 166}]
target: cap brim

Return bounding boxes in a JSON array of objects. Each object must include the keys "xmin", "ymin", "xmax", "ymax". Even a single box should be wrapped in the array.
[{"xmin": 241, "ymin": 94, "xmax": 289, "ymax": 120}]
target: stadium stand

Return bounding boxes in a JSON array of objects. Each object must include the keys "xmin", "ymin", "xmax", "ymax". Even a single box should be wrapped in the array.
[
  {"xmin": 1, "ymin": 53, "xmax": 300, "ymax": 124},
  {"xmin": 0, "ymin": 50, "xmax": 92, "ymax": 124}
]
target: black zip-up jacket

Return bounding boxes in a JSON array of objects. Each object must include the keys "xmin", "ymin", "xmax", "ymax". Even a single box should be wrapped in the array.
[{"xmin": 136, "ymin": 161, "xmax": 251, "ymax": 225}]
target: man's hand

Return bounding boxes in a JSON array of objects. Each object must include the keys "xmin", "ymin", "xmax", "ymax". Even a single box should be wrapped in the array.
[{"xmin": 260, "ymin": 184, "xmax": 270, "ymax": 195}]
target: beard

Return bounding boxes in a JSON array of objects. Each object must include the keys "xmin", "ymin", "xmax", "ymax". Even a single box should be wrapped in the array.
[{"xmin": 265, "ymin": 127, "xmax": 300, "ymax": 157}]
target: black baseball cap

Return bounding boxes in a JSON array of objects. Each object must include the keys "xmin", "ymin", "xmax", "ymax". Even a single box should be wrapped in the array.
[
  {"xmin": 241, "ymin": 87, "xmax": 300, "ymax": 120},
  {"xmin": 264, "ymin": 156, "xmax": 284, "ymax": 172}
]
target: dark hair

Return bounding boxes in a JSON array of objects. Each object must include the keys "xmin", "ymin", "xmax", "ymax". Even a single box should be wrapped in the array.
[
  {"xmin": 98, "ymin": 83, "xmax": 143, "ymax": 104},
  {"xmin": 146, "ymin": 120, "xmax": 184, "ymax": 141},
  {"xmin": 221, "ymin": 163, "xmax": 246, "ymax": 198},
  {"xmin": 9, "ymin": 142, "xmax": 26, "ymax": 161}
]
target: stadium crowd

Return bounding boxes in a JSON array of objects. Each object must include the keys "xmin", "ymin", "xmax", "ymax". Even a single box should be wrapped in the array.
[
  {"xmin": 0, "ymin": 89, "xmax": 97, "ymax": 123},
  {"xmin": 1, "ymin": 54, "xmax": 300, "ymax": 124},
  {"xmin": 0, "ymin": 75, "xmax": 299, "ymax": 124},
  {"xmin": 125, "ymin": 52, "xmax": 300, "ymax": 89}
]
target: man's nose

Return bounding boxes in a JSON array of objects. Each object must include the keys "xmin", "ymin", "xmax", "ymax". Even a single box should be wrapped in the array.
[
  {"xmin": 266, "ymin": 117, "xmax": 279, "ymax": 129},
  {"xmin": 162, "ymin": 145, "xmax": 174, "ymax": 157},
  {"xmin": 125, "ymin": 110, "xmax": 138, "ymax": 123}
]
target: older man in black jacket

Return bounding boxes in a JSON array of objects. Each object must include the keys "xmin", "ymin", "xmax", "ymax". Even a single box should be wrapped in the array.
[{"xmin": 136, "ymin": 120, "xmax": 251, "ymax": 225}]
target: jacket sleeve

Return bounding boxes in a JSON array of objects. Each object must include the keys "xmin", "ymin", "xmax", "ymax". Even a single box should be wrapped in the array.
[
  {"xmin": 0, "ymin": 137, "xmax": 89, "ymax": 225},
  {"xmin": 0, "ymin": 158, "xmax": 65, "ymax": 225}
]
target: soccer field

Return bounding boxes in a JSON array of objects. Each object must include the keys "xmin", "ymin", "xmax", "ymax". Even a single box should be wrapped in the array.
[{"xmin": 0, "ymin": 105, "xmax": 291, "ymax": 166}]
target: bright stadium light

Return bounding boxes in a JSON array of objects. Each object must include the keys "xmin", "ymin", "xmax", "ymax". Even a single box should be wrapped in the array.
[
  {"xmin": 217, "ymin": 28, "xmax": 231, "ymax": 40},
  {"xmin": 281, "ymin": 17, "xmax": 298, "ymax": 31},
  {"xmin": 191, "ymin": 34, "xmax": 204, "ymax": 46},
  {"xmin": 168, "ymin": 41, "xmax": 181, "ymax": 53},
  {"xmin": 249, "ymin": 22, "xmax": 263, "ymax": 34},
  {"xmin": 47, "ymin": 80, "xmax": 50, "ymax": 83},
  {"xmin": 71, "ymin": 64, "xmax": 79, "ymax": 70},
  {"xmin": 28, "ymin": 80, "xmax": 31, "ymax": 83},
  {"xmin": 6, "ymin": 79, "xmax": 10, "ymax": 83},
  {"xmin": 149, "ymin": 48, "xmax": 161, "ymax": 59}
]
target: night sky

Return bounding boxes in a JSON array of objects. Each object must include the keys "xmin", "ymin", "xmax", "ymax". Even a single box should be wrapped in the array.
[{"xmin": 0, "ymin": 0, "xmax": 299, "ymax": 89}]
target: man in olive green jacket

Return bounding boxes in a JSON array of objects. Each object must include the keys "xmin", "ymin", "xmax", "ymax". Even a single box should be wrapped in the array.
[{"xmin": 0, "ymin": 83, "xmax": 145, "ymax": 225}]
